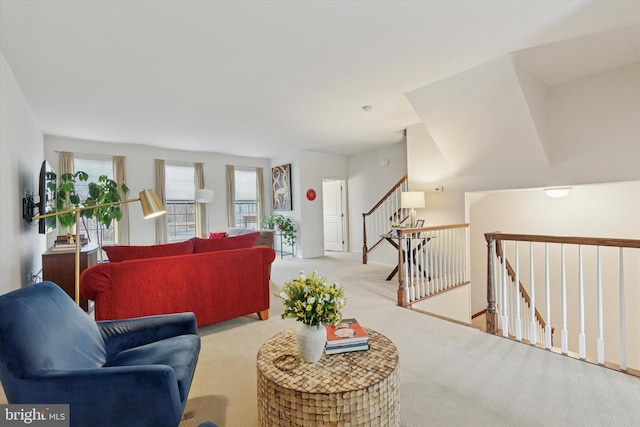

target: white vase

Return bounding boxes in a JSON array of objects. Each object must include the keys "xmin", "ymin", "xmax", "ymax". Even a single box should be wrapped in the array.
[{"xmin": 296, "ymin": 323, "xmax": 327, "ymax": 363}]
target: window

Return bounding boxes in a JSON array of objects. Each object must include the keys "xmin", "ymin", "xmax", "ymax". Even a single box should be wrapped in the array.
[
  {"xmin": 74, "ymin": 156, "xmax": 115, "ymax": 245},
  {"xmin": 235, "ymin": 168, "xmax": 258, "ymax": 229},
  {"xmin": 165, "ymin": 164, "xmax": 195, "ymax": 241}
]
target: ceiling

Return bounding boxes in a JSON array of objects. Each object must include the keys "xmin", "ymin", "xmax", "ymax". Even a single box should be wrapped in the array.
[{"xmin": 1, "ymin": 1, "xmax": 639, "ymax": 158}]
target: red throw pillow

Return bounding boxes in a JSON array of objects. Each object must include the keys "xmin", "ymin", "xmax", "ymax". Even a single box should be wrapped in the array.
[
  {"xmin": 209, "ymin": 231, "xmax": 227, "ymax": 239},
  {"xmin": 194, "ymin": 233, "xmax": 259, "ymax": 253},
  {"xmin": 103, "ymin": 239, "xmax": 195, "ymax": 262}
]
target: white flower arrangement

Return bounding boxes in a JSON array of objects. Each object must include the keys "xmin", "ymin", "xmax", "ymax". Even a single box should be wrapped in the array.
[{"xmin": 278, "ymin": 271, "xmax": 346, "ymax": 327}]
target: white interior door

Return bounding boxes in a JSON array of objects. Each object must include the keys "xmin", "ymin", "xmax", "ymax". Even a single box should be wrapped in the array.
[{"xmin": 323, "ymin": 180, "xmax": 344, "ymax": 252}]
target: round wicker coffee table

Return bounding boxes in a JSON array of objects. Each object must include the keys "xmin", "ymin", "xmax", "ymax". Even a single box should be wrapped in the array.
[{"xmin": 257, "ymin": 327, "xmax": 400, "ymax": 427}]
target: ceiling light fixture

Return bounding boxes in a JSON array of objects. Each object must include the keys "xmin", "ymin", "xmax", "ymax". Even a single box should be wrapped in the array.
[{"xmin": 544, "ymin": 187, "xmax": 571, "ymax": 198}]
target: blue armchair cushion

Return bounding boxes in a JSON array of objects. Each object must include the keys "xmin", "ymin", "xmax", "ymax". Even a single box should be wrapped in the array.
[
  {"xmin": 103, "ymin": 334, "xmax": 199, "ymax": 402},
  {"xmin": 0, "ymin": 282, "xmax": 201, "ymax": 427}
]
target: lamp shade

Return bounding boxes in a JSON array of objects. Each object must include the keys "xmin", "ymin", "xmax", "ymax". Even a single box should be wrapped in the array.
[
  {"xmin": 195, "ymin": 188, "xmax": 214, "ymax": 203},
  {"xmin": 139, "ymin": 189, "xmax": 166, "ymax": 219},
  {"xmin": 401, "ymin": 191, "xmax": 425, "ymax": 209}
]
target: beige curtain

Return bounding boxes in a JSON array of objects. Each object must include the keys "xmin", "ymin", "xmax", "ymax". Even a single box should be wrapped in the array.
[
  {"xmin": 113, "ymin": 156, "xmax": 130, "ymax": 245},
  {"xmin": 256, "ymin": 167, "xmax": 265, "ymax": 229},
  {"xmin": 58, "ymin": 151, "xmax": 75, "ymax": 234},
  {"xmin": 155, "ymin": 159, "xmax": 168, "ymax": 244},
  {"xmin": 226, "ymin": 165, "xmax": 236, "ymax": 228},
  {"xmin": 194, "ymin": 163, "xmax": 206, "ymax": 238}
]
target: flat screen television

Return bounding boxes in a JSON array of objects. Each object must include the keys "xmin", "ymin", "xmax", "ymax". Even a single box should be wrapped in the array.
[{"xmin": 38, "ymin": 160, "xmax": 56, "ymax": 234}]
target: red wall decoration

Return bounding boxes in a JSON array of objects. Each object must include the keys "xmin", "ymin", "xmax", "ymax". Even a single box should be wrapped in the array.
[{"xmin": 306, "ymin": 189, "xmax": 317, "ymax": 201}]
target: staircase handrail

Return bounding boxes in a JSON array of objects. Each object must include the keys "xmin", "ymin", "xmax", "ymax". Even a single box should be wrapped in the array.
[
  {"xmin": 485, "ymin": 231, "xmax": 640, "ymax": 371},
  {"xmin": 363, "ymin": 174, "xmax": 408, "ymax": 216},
  {"xmin": 362, "ymin": 174, "xmax": 408, "ymax": 264}
]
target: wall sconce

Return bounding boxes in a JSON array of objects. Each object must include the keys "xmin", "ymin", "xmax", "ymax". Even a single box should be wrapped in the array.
[
  {"xmin": 401, "ymin": 191, "xmax": 425, "ymax": 227},
  {"xmin": 544, "ymin": 187, "xmax": 571, "ymax": 198}
]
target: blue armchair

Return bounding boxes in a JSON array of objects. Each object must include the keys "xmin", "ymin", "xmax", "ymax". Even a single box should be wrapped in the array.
[{"xmin": 0, "ymin": 281, "xmax": 200, "ymax": 427}]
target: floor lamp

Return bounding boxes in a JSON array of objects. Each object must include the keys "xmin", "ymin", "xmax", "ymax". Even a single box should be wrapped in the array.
[
  {"xmin": 195, "ymin": 188, "xmax": 214, "ymax": 237},
  {"xmin": 32, "ymin": 189, "xmax": 166, "ymax": 306},
  {"xmin": 401, "ymin": 191, "xmax": 425, "ymax": 228}
]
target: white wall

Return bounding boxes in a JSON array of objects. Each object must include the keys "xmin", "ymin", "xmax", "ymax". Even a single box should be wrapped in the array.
[
  {"xmin": 346, "ymin": 141, "xmax": 407, "ymax": 265},
  {"xmin": 268, "ymin": 151, "xmax": 349, "ymax": 259},
  {"xmin": 0, "ymin": 52, "xmax": 46, "ymax": 294},
  {"xmin": 44, "ymin": 135, "xmax": 271, "ymax": 245},
  {"xmin": 407, "ymin": 62, "xmax": 640, "ymax": 293},
  {"xmin": 413, "ymin": 284, "xmax": 471, "ymax": 324},
  {"xmin": 407, "ymin": 62, "xmax": 640, "ymax": 342},
  {"xmin": 298, "ymin": 151, "xmax": 347, "ymax": 258},
  {"xmin": 406, "ymin": 61, "xmax": 640, "ymax": 198},
  {"xmin": 406, "ymin": 123, "xmax": 466, "ymax": 228}
]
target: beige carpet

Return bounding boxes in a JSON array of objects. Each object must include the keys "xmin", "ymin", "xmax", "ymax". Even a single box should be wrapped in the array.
[
  {"xmin": 181, "ymin": 252, "xmax": 640, "ymax": 427},
  {"xmin": 3, "ymin": 252, "xmax": 640, "ymax": 426}
]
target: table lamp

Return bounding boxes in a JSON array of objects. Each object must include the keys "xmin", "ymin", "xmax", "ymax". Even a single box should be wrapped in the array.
[
  {"xmin": 401, "ymin": 191, "xmax": 425, "ymax": 228},
  {"xmin": 33, "ymin": 188, "xmax": 166, "ymax": 306}
]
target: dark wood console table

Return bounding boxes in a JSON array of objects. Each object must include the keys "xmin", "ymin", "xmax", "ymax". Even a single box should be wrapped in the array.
[{"xmin": 42, "ymin": 243, "xmax": 98, "ymax": 311}]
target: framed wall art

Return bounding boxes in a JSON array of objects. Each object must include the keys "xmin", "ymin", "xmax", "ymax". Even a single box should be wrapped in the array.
[{"xmin": 272, "ymin": 164, "xmax": 292, "ymax": 210}]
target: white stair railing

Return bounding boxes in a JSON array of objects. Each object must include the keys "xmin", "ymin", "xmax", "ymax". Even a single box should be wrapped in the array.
[
  {"xmin": 486, "ymin": 232, "xmax": 640, "ymax": 372},
  {"xmin": 396, "ymin": 223, "xmax": 470, "ymax": 306},
  {"xmin": 492, "ymin": 240, "xmax": 546, "ymax": 346}
]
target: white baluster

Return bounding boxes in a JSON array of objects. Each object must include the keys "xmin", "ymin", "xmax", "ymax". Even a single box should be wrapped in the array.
[
  {"xmin": 407, "ymin": 237, "xmax": 415, "ymax": 303},
  {"xmin": 502, "ymin": 241, "xmax": 509, "ymax": 338},
  {"xmin": 619, "ymin": 247, "xmax": 627, "ymax": 371},
  {"xmin": 457, "ymin": 228, "xmax": 462, "ymax": 284},
  {"xmin": 578, "ymin": 245, "xmax": 586, "ymax": 360},
  {"xmin": 417, "ymin": 235, "xmax": 422, "ymax": 298},
  {"xmin": 496, "ymin": 240, "xmax": 504, "ymax": 330},
  {"xmin": 404, "ymin": 237, "xmax": 411, "ymax": 305},
  {"xmin": 430, "ymin": 231, "xmax": 435, "ymax": 293},
  {"xmin": 515, "ymin": 242, "xmax": 522, "ymax": 342},
  {"xmin": 435, "ymin": 229, "xmax": 440, "ymax": 291},
  {"xmin": 446, "ymin": 229, "xmax": 451, "ymax": 288},
  {"xmin": 544, "ymin": 243, "xmax": 552, "ymax": 350},
  {"xmin": 561, "ymin": 244, "xmax": 568, "ymax": 355},
  {"xmin": 597, "ymin": 246, "xmax": 604, "ymax": 365},
  {"xmin": 529, "ymin": 242, "xmax": 537, "ymax": 345}
]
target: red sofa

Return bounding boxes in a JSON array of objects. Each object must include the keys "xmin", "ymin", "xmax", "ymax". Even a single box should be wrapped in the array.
[{"xmin": 80, "ymin": 233, "xmax": 276, "ymax": 327}]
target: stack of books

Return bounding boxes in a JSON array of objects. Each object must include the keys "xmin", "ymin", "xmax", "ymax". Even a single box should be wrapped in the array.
[
  {"xmin": 324, "ymin": 318, "xmax": 369, "ymax": 355},
  {"xmin": 51, "ymin": 234, "xmax": 88, "ymax": 252}
]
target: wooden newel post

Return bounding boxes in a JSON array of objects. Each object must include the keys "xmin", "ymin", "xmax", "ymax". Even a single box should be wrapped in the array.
[
  {"xmin": 362, "ymin": 213, "xmax": 368, "ymax": 265},
  {"xmin": 397, "ymin": 232, "xmax": 406, "ymax": 307},
  {"xmin": 485, "ymin": 232, "xmax": 498, "ymax": 335}
]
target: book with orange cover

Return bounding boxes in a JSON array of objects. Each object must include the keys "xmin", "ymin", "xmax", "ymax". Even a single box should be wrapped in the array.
[{"xmin": 325, "ymin": 318, "xmax": 369, "ymax": 348}]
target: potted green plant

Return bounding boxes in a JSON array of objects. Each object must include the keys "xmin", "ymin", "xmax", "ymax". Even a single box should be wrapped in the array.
[
  {"xmin": 278, "ymin": 217, "xmax": 296, "ymax": 247},
  {"xmin": 47, "ymin": 171, "xmax": 130, "ymax": 257},
  {"xmin": 82, "ymin": 174, "xmax": 130, "ymax": 251},
  {"xmin": 261, "ymin": 212, "xmax": 285, "ymax": 230},
  {"xmin": 262, "ymin": 213, "xmax": 296, "ymax": 247}
]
